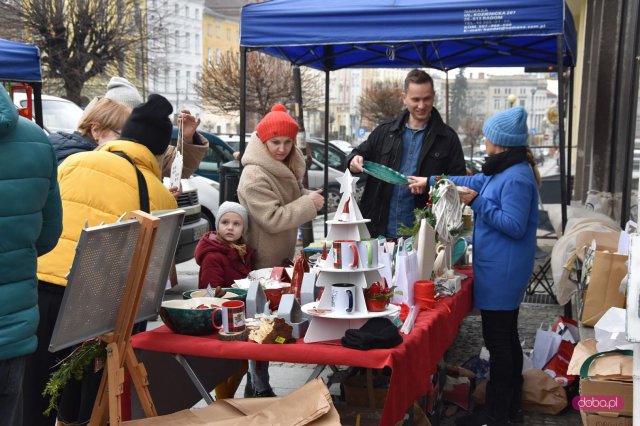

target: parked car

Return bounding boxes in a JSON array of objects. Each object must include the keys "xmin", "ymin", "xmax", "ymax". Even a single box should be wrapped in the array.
[
  {"xmin": 188, "ymin": 174, "xmax": 220, "ymax": 233},
  {"xmin": 13, "ymin": 93, "xmax": 84, "ymax": 134},
  {"xmin": 329, "ymin": 139, "xmax": 354, "ymax": 154},
  {"xmin": 172, "ymin": 128, "xmax": 236, "ymax": 181},
  {"xmin": 170, "ymin": 178, "xmax": 209, "ymax": 264}
]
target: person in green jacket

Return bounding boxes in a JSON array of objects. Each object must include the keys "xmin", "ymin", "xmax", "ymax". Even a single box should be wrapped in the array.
[{"xmin": 0, "ymin": 85, "xmax": 62, "ymax": 426}]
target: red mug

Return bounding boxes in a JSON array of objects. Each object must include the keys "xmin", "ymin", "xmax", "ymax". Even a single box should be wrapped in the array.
[
  {"xmin": 212, "ymin": 300, "xmax": 246, "ymax": 333},
  {"xmin": 333, "ymin": 240, "xmax": 359, "ymax": 270}
]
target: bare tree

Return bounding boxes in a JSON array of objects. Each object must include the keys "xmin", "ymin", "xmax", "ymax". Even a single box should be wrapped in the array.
[
  {"xmin": 460, "ymin": 116, "xmax": 484, "ymax": 159},
  {"xmin": 0, "ymin": 0, "xmax": 147, "ymax": 104},
  {"xmin": 359, "ymin": 80, "xmax": 403, "ymax": 126},
  {"xmin": 195, "ymin": 51, "xmax": 321, "ymax": 118}
]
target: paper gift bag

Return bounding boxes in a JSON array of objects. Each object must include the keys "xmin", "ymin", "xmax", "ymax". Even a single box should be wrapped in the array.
[
  {"xmin": 393, "ymin": 247, "xmax": 418, "ymax": 305},
  {"xmin": 416, "ymin": 218, "xmax": 436, "ymax": 280},
  {"xmin": 521, "ymin": 369, "xmax": 567, "ymax": 414},
  {"xmin": 377, "ymin": 239, "xmax": 393, "ymax": 288},
  {"xmin": 580, "ymin": 249, "xmax": 627, "ymax": 326},
  {"xmin": 551, "ymin": 316, "xmax": 580, "ymax": 344},
  {"xmin": 532, "ymin": 324, "xmax": 562, "ymax": 369},
  {"xmin": 543, "ymin": 340, "xmax": 577, "ymax": 387},
  {"xmin": 594, "ymin": 307, "xmax": 634, "ymax": 352}
]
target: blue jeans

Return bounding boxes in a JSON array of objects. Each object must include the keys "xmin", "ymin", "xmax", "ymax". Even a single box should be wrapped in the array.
[
  {"xmin": 248, "ymin": 360, "xmax": 271, "ymax": 393},
  {"xmin": 0, "ymin": 355, "xmax": 26, "ymax": 426}
]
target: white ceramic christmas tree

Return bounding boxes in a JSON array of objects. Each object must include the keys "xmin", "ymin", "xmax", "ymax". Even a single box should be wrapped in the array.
[{"xmin": 302, "ymin": 170, "xmax": 400, "ymax": 343}]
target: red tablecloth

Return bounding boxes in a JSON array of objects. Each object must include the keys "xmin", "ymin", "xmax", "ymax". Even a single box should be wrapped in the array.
[{"xmin": 131, "ymin": 269, "xmax": 473, "ymax": 425}]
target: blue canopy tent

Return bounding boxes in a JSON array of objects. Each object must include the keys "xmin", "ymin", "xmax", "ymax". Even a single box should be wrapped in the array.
[
  {"xmin": 0, "ymin": 38, "xmax": 44, "ymax": 127},
  {"xmin": 239, "ymin": 0, "xmax": 577, "ymax": 230}
]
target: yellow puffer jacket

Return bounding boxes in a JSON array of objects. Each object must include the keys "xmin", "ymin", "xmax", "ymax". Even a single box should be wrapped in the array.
[{"xmin": 37, "ymin": 140, "xmax": 178, "ymax": 286}]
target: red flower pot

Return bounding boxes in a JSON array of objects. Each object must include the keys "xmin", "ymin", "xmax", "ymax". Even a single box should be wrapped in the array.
[{"xmin": 365, "ymin": 297, "xmax": 389, "ymax": 312}]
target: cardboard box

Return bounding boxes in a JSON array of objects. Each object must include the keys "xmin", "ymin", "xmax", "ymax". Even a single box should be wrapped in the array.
[
  {"xmin": 580, "ymin": 411, "xmax": 632, "ymax": 426},
  {"xmin": 579, "ymin": 379, "xmax": 633, "ymax": 417},
  {"xmin": 123, "ymin": 378, "xmax": 340, "ymax": 425}
]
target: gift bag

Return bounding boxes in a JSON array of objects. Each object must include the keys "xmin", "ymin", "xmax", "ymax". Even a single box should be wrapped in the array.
[
  {"xmin": 594, "ymin": 307, "xmax": 634, "ymax": 352},
  {"xmin": 551, "ymin": 316, "xmax": 580, "ymax": 344},
  {"xmin": 543, "ymin": 340, "xmax": 577, "ymax": 387},
  {"xmin": 580, "ymin": 247, "xmax": 627, "ymax": 326},
  {"xmin": 416, "ymin": 218, "xmax": 436, "ymax": 280},
  {"xmin": 393, "ymin": 242, "xmax": 418, "ymax": 305},
  {"xmin": 532, "ymin": 323, "xmax": 562, "ymax": 369},
  {"xmin": 377, "ymin": 239, "xmax": 393, "ymax": 289}
]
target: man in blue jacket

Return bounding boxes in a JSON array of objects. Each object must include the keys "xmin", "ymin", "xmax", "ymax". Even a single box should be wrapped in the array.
[
  {"xmin": 349, "ymin": 69, "xmax": 466, "ymax": 237},
  {"xmin": 0, "ymin": 86, "xmax": 62, "ymax": 426}
]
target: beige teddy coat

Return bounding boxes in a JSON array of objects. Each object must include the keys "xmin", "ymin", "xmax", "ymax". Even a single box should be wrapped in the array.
[{"xmin": 237, "ymin": 133, "xmax": 317, "ymax": 268}]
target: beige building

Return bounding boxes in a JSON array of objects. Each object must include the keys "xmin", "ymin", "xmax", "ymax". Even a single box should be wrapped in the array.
[{"xmin": 200, "ymin": 8, "xmax": 240, "ymax": 134}]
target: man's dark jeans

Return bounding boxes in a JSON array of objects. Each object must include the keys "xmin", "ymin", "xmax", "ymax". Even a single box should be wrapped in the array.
[
  {"xmin": 481, "ymin": 309, "xmax": 523, "ymax": 424},
  {"xmin": 0, "ymin": 355, "xmax": 26, "ymax": 426}
]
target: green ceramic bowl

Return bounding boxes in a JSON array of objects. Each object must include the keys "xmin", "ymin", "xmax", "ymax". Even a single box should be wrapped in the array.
[
  {"xmin": 182, "ymin": 288, "xmax": 248, "ymax": 302},
  {"xmin": 159, "ymin": 297, "xmax": 227, "ymax": 336}
]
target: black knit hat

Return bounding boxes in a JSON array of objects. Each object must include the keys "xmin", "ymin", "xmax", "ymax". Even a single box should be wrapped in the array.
[{"xmin": 121, "ymin": 94, "xmax": 173, "ymax": 155}]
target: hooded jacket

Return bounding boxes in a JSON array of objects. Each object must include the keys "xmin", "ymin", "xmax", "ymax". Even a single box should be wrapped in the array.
[
  {"xmin": 49, "ymin": 131, "xmax": 96, "ymax": 164},
  {"xmin": 37, "ymin": 140, "xmax": 177, "ymax": 286},
  {"xmin": 0, "ymin": 87, "xmax": 62, "ymax": 361},
  {"xmin": 237, "ymin": 133, "xmax": 317, "ymax": 268},
  {"xmin": 194, "ymin": 231, "xmax": 255, "ymax": 288},
  {"xmin": 446, "ymin": 162, "xmax": 538, "ymax": 310},
  {"xmin": 348, "ymin": 107, "xmax": 466, "ymax": 237}
]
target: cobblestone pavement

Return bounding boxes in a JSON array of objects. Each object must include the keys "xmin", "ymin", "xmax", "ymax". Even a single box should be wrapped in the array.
[{"xmin": 442, "ymin": 302, "xmax": 581, "ymax": 425}]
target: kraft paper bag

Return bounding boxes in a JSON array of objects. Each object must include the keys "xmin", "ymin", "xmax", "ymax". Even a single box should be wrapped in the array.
[
  {"xmin": 521, "ymin": 369, "xmax": 567, "ymax": 415},
  {"xmin": 580, "ymin": 249, "xmax": 627, "ymax": 326},
  {"xmin": 416, "ymin": 218, "xmax": 436, "ymax": 280}
]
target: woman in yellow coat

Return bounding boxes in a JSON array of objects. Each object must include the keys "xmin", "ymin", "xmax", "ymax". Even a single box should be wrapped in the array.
[{"xmin": 24, "ymin": 95, "xmax": 177, "ymax": 426}]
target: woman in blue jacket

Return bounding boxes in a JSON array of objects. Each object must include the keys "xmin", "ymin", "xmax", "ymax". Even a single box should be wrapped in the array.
[{"xmin": 409, "ymin": 107, "xmax": 540, "ymax": 426}]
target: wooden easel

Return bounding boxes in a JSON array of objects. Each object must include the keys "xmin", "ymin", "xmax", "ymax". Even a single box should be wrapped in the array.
[{"xmin": 89, "ymin": 211, "xmax": 160, "ymax": 425}]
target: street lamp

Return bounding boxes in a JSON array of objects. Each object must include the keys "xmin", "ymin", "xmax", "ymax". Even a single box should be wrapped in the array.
[{"xmin": 507, "ymin": 93, "xmax": 517, "ymax": 108}]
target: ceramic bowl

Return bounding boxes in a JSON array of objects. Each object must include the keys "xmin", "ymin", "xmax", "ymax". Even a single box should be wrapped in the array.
[
  {"xmin": 183, "ymin": 288, "xmax": 248, "ymax": 302},
  {"xmin": 159, "ymin": 297, "xmax": 227, "ymax": 336}
]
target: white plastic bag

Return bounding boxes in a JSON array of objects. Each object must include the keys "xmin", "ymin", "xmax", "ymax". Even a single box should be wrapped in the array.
[
  {"xmin": 377, "ymin": 239, "xmax": 393, "ymax": 289},
  {"xmin": 532, "ymin": 323, "xmax": 562, "ymax": 369}
]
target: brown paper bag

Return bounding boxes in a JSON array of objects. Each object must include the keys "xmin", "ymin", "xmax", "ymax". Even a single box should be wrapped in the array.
[
  {"xmin": 580, "ymin": 250, "xmax": 627, "ymax": 326},
  {"xmin": 521, "ymin": 369, "xmax": 567, "ymax": 415}
]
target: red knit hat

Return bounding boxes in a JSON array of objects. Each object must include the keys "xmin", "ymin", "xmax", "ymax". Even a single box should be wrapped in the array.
[{"xmin": 256, "ymin": 104, "xmax": 300, "ymax": 143}]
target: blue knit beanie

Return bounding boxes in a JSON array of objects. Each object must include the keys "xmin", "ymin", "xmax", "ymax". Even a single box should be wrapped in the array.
[{"xmin": 482, "ymin": 106, "xmax": 529, "ymax": 147}]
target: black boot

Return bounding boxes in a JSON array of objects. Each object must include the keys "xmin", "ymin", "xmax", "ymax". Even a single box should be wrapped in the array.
[
  {"xmin": 254, "ymin": 388, "xmax": 277, "ymax": 398},
  {"xmin": 243, "ymin": 373, "xmax": 254, "ymax": 398},
  {"xmin": 508, "ymin": 375, "xmax": 524, "ymax": 424}
]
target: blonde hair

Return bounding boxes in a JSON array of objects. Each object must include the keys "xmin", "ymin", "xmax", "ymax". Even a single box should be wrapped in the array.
[{"xmin": 76, "ymin": 97, "xmax": 132, "ymax": 141}]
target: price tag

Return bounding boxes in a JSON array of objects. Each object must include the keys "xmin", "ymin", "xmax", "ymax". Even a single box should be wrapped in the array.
[
  {"xmin": 275, "ymin": 336, "xmax": 286, "ymax": 344},
  {"xmin": 169, "ymin": 150, "xmax": 183, "ymax": 191}
]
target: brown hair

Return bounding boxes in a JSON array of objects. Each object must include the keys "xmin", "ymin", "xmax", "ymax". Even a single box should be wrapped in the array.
[
  {"xmin": 526, "ymin": 148, "xmax": 542, "ymax": 187},
  {"xmin": 76, "ymin": 97, "xmax": 132, "ymax": 141},
  {"xmin": 404, "ymin": 69, "xmax": 434, "ymax": 92}
]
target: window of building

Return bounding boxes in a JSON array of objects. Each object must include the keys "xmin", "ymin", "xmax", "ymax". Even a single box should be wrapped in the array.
[
  {"xmin": 494, "ymin": 99, "xmax": 500, "ymax": 109},
  {"xmin": 226, "ymin": 29, "xmax": 231, "ymax": 41},
  {"xmin": 174, "ymin": 3, "xmax": 179, "ymax": 16},
  {"xmin": 195, "ymin": 8, "xmax": 199, "ymax": 19},
  {"xmin": 236, "ymin": 30, "xmax": 239, "ymax": 41},
  {"xmin": 195, "ymin": 34, "xmax": 199, "ymax": 52},
  {"xmin": 164, "ymin": 69, "xmax": 169, "ymax": 93},
  {"xmin": 185, "ymin": 6, "xmax": 189, "ymax": 17},
  {"xmin": 494, "ymin": 88, "xmax": 501, "ymax": 94},
  {"xmin": 207, "ymin": 48, "xmax": 213, "ymax": 65},
  {"xmin": 216, "ymin": 48, "xmax": 221, "ymax": 66},
  {"xmin": 505, "ymin": 88, "xmax": 511, "ymax": 94},
  {"xmin": 216, "ymin": 24, "xmax": 221, "ymax": 38},
  {"xmin": 520, "ymin": 99, "xmax": 525, "ymax": 107},
  {"xmin": 186, "ymin": 71, "xmax": 191, "ymax": 95},
  {"xmin": 176, "ymin": 70, "xmax": 181, "ymax": 93},
  {"xmin": 207, "ymin": 24, "xmax": 212, "ymax": 37},
  {"xmin": 185, "ymin": 32, "xmax": 190, "ymax": 51},
  {"xmin": 174, "ymin": 31, "xmax": 179, "ymax": 52}
]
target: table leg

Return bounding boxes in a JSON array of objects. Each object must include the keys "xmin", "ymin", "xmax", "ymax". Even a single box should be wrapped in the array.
[
  {"xmin": 173, "ymin": 354, "xmax": 214, "ymax": 405},
  {"xmin": 307, "ymin": 364, "xmax": 326, "ymax": 382}
]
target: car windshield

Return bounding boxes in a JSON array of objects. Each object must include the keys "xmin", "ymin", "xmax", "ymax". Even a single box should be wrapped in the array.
[{"xmin": 22, "ymin": 99, "xmax": 84, "ymax": 134}]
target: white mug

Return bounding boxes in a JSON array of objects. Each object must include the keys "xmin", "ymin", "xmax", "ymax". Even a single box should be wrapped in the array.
[
  {"xmin": 358, "ymin": 240, "xmax": 378, "ymax": 268},
  {"xmin": 331, "ymin": 283, "xmax": 355, "ymax": 314}
]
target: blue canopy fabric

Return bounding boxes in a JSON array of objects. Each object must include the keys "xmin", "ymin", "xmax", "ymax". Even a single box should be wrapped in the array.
[
  {"xmin": 0, "ymin": 39, "xmax": 42, "ymax": 82},
  {"xmin": 240, "ymin": 0, "xmax": 576, "ymax": 71}
]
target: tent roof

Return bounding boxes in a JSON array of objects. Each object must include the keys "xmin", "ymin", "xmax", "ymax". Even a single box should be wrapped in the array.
[
  {"xmin": 0, "ymin": 39, "xmax": 42, "ymax": 82},
  {"xmin": 240, "ymin": 0, "xmax": 576, "ymax": 71}
]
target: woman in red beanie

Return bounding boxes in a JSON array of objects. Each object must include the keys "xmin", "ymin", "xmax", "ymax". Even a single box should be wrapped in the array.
[{"xmin": 237, "ymin": 104, "xmax": 324, "ymax": 397}]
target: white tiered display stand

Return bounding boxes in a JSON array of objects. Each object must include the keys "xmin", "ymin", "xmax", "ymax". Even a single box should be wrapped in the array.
[{"xmin": 302, "ymin": 170, "xmax": 400, "ymax": 343}]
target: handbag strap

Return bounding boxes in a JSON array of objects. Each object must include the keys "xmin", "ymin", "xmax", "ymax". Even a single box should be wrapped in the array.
[
  {"xmin": 579, "ymin": 349, "xmax": 633, "ymax": 379},
  {"xmin": 111, "ymin": 151, "xmax": 150, "ymax": 213}
]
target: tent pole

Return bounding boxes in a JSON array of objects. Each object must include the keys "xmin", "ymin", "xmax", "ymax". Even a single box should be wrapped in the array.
[
  {"xmin": 556, "ymin": 35, "xmax": 568, "ymax": 233},
  {"xmin": 445, "ymin": 71, "xmax": 450, "ymax": 123},
  {"xmin": 239, "ymin": 47, "xmax": 247, "ymax": 158},
  {"xmin": 295, "ymin": 66, "xmax": 315, "ymax": 246},
  {"xmin": 32, "ymin": 82, "xmax": 43, "ymax": 128},
  {"xmin": 567, "ymin": 67, "xmax": 574, "ymax": 203},
  {"xmin": 324, "ymin": 70, "xmax": 330, "ymax": 236}
]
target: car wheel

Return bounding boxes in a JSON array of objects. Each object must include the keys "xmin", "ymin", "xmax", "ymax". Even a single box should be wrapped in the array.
[{"xmin": 201, "ymin": 208, "xmax": 215, "ymax": 232}]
